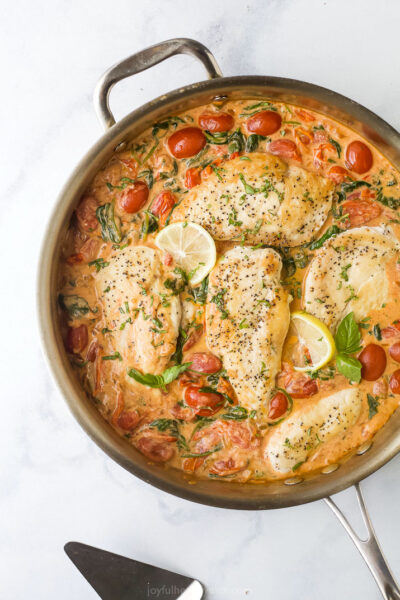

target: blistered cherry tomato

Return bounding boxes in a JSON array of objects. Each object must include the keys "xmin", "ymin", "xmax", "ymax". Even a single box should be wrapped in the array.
[
  {"xmin": 389, "ymin": 369, "xmax": 400, "ymax": 394},
  {"xmin": 342, "ymin": 199, "xmax": 382, "ymax": 228},
  {"xmin": 389, "ymin": 342, "xmax": 400, "ymax": 363},
  {"xmin": 246, "ymin": 110, "xmax": 282, "ymax": 136},
  {"xmin": 188, "ymin": 352, "xmax": 222, "ymax": 374},
  {"xmin": 66, "ymin": 324, "xmax": 88, "ymax": 354},
  {"xmin": 117, "ymin": 410, "xmax": 140, "ymax": 431},
  {"xmin": 168, "ymin": 127, "xmax": 206, "ymax": 158},
  {"xmin": 268, "ymin": 391, "xmax": 288, "ymax": 420},
  {"xmin": 184, "ymin": 385, "xmax": 223, "ymax": 417},
  {"xmin": 75, "ymin": 195, "xmax": 98, "ymax": 232},
  {"xmin": 151, "ymin": 191, "xmax": 176, "ymax": 226},
  {"xmin": 285, "ymin": 376, "xmax": 318, "ymax": 399},
  {"xmin": 136, "ymin": 436, "xmax": 175, "ymax": 462},
  {"xmin": 184, "ymin": 167, "xmax": 201, "ymax": 189},
  {"xmin": 345, "ymin": 141, "xmax": 373, "ymax": 174},
  {"xmin": 117, "ymin": 181, "xmax": 149, "ymax": 213},
  {"xmin": 268, "ymin": 139, "xmax": 301, "ymax": 161},
  {"xmin": 198, "ymin": 112, "xmax": 234, "ymax": 132},
  {"xmin": 182, "ymin": 325, "xmax": 203, "ymax": 352},
  {"xmin": 359, "ymin": 344, "xmax": 387, "ymax": 381},
  {"xmin": 327, "ymin": 165, "xmax": 350, "ymax": 184}
]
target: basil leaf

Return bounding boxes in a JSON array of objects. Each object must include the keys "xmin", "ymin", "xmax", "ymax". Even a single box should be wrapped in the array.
[
  {"xmin": 336, "ymin": 353, "xmax": 362, "ymax": 383},
  {"xmin": 127, "ymin": 369, "xmax": 165, "ymax": 389},
  {"xmin": 96, "ymin": 201, "xmax": 122, "ymax": 243},
  {"xmin": 221, "ymin": 406, "xmax": 249, "ymax": 421},
  {"xmin": 182, "ymin": 443, "xmax": 223, "ymax": 458},
  {"xmin": 128, "ymin": 362, "xmax": 192, "ymax": 390},
  {"xmin": 367, "ymin": 394, "xmax": 379, "ymax": 419},
  {"xmin": 188, "ymin": 275, "xmax": 209, "ymax": 305},
  {"xmin": 308, "ymin": 225, "xmax": 340, "ymax": 250},
  {"xmin": 58, "ymin": 294, "xmax": 90, "ymax": 318},
  {"xmin": 162, "ymin": 362, "xmax": 192, "ymax": 385},
  {"xmin": 334, "ymin": 312, "xmax": 362, "ymax": 354}
]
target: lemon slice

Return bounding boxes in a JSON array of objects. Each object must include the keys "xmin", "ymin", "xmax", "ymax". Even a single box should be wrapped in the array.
[
  {"xmin": 155, "ymin": 222, "xmax": 216, "ymax": 286},
  {"xmin": 289, "ymin": 311, "xmax": 335, "ymax": 372}
]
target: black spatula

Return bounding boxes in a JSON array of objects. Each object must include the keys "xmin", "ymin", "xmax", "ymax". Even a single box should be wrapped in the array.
[{"xmin": 64, "ymin": 541, "xmax": 204, "ymax": 600}]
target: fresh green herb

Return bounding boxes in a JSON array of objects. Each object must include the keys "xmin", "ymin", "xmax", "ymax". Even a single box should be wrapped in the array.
[
  {"xmin": 239, "ymin": 173, "xmax": 258, "ymax": 194},
  {"xmin": 336, "ymin": 354, "xmax": 361, "ymax": 383},
  {"xmin": 335, "ymin": 312, "xmax": 362, "ymax": 355},
  {"xmin": 204, "ymin": 130, "xmax": 229, "ymax": 145},
  {"xmin": 210, "ymin": 288, "xmax": 228, "ymax": 319},
  {"xmin": 228, "ymin": 207, "xmax": 243, "ymax": 227},
  {"xmin": 239, "ymin": 318, "xmax": 249, "ymax": 329},
  {"xmin": 340, "ymin": 264, "xmax": 351, "ymax": 282},
  {"xmin": 227, "ymin": 129, "xmax": 245, "ymax": 154},
  {"xmin": 88, "ymin": 258, "xmax": 109, "ymax": 272},
  {"xmin": 150, "ymin": 419, "xmax": 189, "ymax": 451},
  {"xmin": 127, "ymin": 362, "xmax": 192, "ymax": 391},
  {"xmin": 245, "ymin": 134, "xmax": 266, "ymax": 152},
  {"xmin": 307, "ymin": 366, "xmax": 336, "ymax": 380},
  {"xmin": 374, "ymin": 187, "xmax": 400, "ymax": 211},
  {"xmin": 188, "ymin": 276, "xmax": 209, "ymax": 305},
  {"xmin": 102, "ymin": 352, "xmax": 122, "ymax": 361},
  {"xmin": 373, "ymin": 324, "xmax": 382, "ymax": 341},
  {"xmin": 292, "ymin": 461, "xmax": 305, "ymax": 472},
  {"xmin": 96, "ymin": 201, "xmax": 122, "ymax": 244},
  {"xmin": 329, "ymin": 137, "xmax": 342, "ymax": 158},
  {"xmin": 151, "ymin": 116, "xmax": 185, "ymax": 139},
  {"xmin": 239, "ymin": 101, "xmax": 277, "ymax": 117},
  {"xmin": 101, "ymin": 327, "xmax": 112, "ymax": 334},
  {"xmin": 221, "ymin": 406, "xmax": 249, "ymax": 421},
  {"xmin": 308, "ymin": 225, "xmax": 340, "ymax": 250},
  {"xmin": 182, "ymin": 444, "xmax": 223, "ymax": 459},
  {"xmin": 367, "ymin": 394, "xmax": 379, "ymax": 419},
  {"xmin": 140, "ymin": 210, "xmax": 158, "ymax": 239},
  {"xmin": 119, "ymin": 318, "xmax": 132, "ymax": 330},
  {"xmin": 58, "ymin": 294, "xmax": 91, "ymax": 318},
  {"xmin": 284, "ymin": 438, "xmax": 295, "ymax": 449},
  {"xmin": 170, "ymin": 329, "xmax": 188, "ymax": 365}
]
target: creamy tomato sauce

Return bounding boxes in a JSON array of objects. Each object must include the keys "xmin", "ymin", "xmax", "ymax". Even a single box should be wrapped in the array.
[{"xmin": 58, "ymin": 99, "xmax": 400, "ymax": 483}]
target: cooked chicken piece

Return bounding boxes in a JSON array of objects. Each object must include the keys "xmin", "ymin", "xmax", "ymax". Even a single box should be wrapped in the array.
[
  {"xmin": 95, "ymin": 246, "xmax": 181, "ymax": 373},
  {"xmin": 303, "ymin": 227, "xmax": 400, "ymax": 332},
  {"xmin": 172, "ymin": 153, "xmax": 334, "ymax": 246},
  {"xmin": 205, "ymin": 246, "xmax": 291, "ymax": 414},
  {"xmin": 264, "ymin": 388, "xmax": 362, "ymax": 473}
]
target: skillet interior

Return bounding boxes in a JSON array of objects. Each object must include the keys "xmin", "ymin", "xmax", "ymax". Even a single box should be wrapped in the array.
[{"xmin": 37, "ymin": 76, "xmax": 400, "ymax": 509}]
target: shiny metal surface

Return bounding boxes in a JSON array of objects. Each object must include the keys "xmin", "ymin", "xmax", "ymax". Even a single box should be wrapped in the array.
[
  {"xmin": 325, "ymin": 485, "xmax": 400, "ymax": 600},
  {"xmin": 37, "ymin": 37, "xmax": 400, "ymax": 598}
]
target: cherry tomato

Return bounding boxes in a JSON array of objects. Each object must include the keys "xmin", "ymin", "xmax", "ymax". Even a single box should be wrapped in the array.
[
  {"xmin": 117, "ymin": 409, "xmax": 140, "ymax": 431},
  {"xmin": 389, "ymin": 342, "xmax": 400, "ymax": 363},
  {"xmin": 151, "ymin": 191, "xmax": 176, "ymax": 226},
  {"xmin": 389, "ymin": 369, "xmax": 400, "ymax": 394},
  {"xmin": 209, "ymin": 457, "xmax": 244, "ymax": 476},
  {"xmin": 268, "ymin": 139, "xmax": 301, "ymax": 161},
  {"xmin": 167, "ymin": 127, "xmax": 206, "ymax": 158},
  {"xmin": 136, "ymin": 436, "xmax": 175, "ymax": 462},
  {"xmin": 328, "ymin": 165, "xmax": 350, "ymax": 184},
  {"xmin": 295, "ymin": 127, "xmax": 313, "ymax": 145},
  {"xmin": 381, "ymin": 323, "xmax": 400, "ymax": 339},
  {"xmin": 184, "ymin": 385, "xmax": 223, "ymax": 417},
  {"xmin": 182, "ymin": 457, "xmax": 204, "ymax": 473},
  {"xmin": 341, "ymin": 199, "xmax": 382, "ymax": 228},
  {"xmin": 75, "ymin": 195, "xmax": 98, "ymax": 232},
  {"xmin": 218, "ymin": 420, "xmax": 260, "ymax": 449},
  {"xmin": 285, "ymin": 376, "xmax": 318, "ymax": 398},
  {"xmin": 246, "ymin": 110, "xmax": 282, "ymax": 136},
  {"xmin": 295, "ymin": 109, "xmax": 315, "ymax": 122},
  {"xmin": 188, "ymin": 352, "xmax": 222, "ymax": 374},
  {"xmin": 66, "ymin": 324, "xmax": 88, "ymax": 354},
  {"xmin": 345, "ymin": 140, "xmax": 373, "ymax": 174},
  {"xmin": 86, "ymin": 341, "xmax": 99, "ymax": 362},
  {"xmin": 198, "ymin": 112, "xmax": 234, "ymax": 132},
  {"xmin": 184, "ymin": 167, "xmax": 201, "ymax": 189},
  {"xmin": 117, "ymin": 181, "xmax": 149, "ymax": 214},
  {"xmin": 268, "ymin": 391, "xmax": 288, "ymax": 420},
  {"xmin": 182, "ymin": 325, "xmax": 203, "ymax": 352},
  {"xmin": 359, "ymin": 344, "xmax": 387, "ymax": 381},
  {"xmin": 66, "ymin": 253, "xmax": 84, "ymax": 265}
]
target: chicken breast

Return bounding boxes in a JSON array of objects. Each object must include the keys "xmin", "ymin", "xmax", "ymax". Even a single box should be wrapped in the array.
[
  {"xmin": 95, "ymin": 246, "xmax": 181, "ymax": 373},
  {"xmin": 303, "ymin": 226, "xmax": 400, "ymax": 332},
  {"xmin": 264, "ymin": 388, "xmax": 362, "ymax": 474},
  {"xmin": 172, "ymin": 153, "xmax": 334, "ymax": 246},
  {"xmin": 205, "ymin": 246, "xmax": 291, "ymax": 414}
]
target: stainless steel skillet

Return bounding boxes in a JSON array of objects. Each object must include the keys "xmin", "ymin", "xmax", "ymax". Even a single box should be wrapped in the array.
[{"xmin": 37, "ymin": 38, "xmax": 400, "ymax": 599}]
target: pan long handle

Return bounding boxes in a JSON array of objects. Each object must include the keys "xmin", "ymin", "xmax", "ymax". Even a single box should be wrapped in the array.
[
  {"xmin": 325, "ymin": 483, "xmax": 400, "ymax": 600},
  {"xmin": 93, "ymin": 38, "xmax": 223, "ymax": 130}
]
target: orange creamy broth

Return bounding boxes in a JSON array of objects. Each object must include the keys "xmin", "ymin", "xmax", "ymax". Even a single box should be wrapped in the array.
[{"xmin": 58, "ymin": 99, "xmax": 400, "ymax": 483}]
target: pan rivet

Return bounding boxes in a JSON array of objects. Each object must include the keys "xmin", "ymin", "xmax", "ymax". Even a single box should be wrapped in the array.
[
  {"xmin": 356, "ymin": 441, "xmax": 372, "ymax": 455},
  {"xmin": 322, "ymin": 463, "xmax": 339, "ymax": 474},
  {"xmin": 284, "ymin": 476, "xmax": 303, "ymax": 485},
  {"xmin": 114, "ymin": 141, "xmax": 127, "ymax": 151}
]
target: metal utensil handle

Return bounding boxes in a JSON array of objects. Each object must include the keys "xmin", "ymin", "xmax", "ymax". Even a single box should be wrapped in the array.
[
  {"xmin": 94, "ymin": 38, "xmax": 223, "ymax": 130},
  {"xmin": 325, "ymin": 483, "xmax": 400, "ymax": 600}
]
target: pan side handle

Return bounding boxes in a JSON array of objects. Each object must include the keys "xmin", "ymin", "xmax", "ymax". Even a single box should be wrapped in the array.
[
  {"xmin": 93, "ymin": 38, "xmax": 223, "ymax": 130},
  {"xmin": 325, "ymin": 483, "xmax": 400, "ymax": 600}
]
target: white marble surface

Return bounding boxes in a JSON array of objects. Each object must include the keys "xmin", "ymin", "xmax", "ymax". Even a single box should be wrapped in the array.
[{"xmin": 1, "ymin": 0, "xmax": 400, "ymax": 598}]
